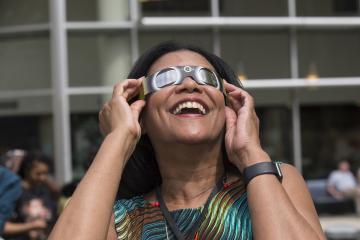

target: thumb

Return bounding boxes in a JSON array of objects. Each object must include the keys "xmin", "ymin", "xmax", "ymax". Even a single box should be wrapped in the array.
[{"xmin": 130, "ymin": 100, "xmax": 146, "ymax": 120}]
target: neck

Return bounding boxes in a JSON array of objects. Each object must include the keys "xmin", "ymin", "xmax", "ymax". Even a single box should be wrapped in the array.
[{"xmin": 154, "ymin": 141, "xmax": 225, "ymax": 210}]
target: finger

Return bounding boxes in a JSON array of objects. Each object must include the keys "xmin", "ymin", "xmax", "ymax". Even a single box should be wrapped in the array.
[
  {"xmin": 98, "ymin": 113, "xmax": 107, "ymax": 136},
  {"xmin": 130, "ymin": 99, "xmax": 146, "ymax": 120},
  {"xmin": 224, "ymin": 81, "xmax": 252, "ymax": 100},
  {"xmin": 225, "ymin": 106, "xmax": 237, "ymax": 132},
  {"xmin": 112, "ymin": 78, "xmax": 143, "ymax": 99},
  {"xmin": 122, "ymin": 77, "xmax": 144, "ymax": 100},
  {"xmin": 228, "ymin": 89, "xmax": 255, "ymax": 110},
  {"xmin": 224, "ymin": 81, "xmax": 239, "ymax": 93},
  {"xmin": 112, "ymin": 81, "xmax": 127, "ymax": 98},
  {"xmin": 226, "ymin": 93, "xmax": 245, "ymax": 112}
]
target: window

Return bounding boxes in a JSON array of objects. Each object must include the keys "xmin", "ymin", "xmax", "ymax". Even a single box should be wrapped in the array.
[
  {"xmin": 220, "ymin": 0, "xmax": 288, "ymax": 16},
  {"xmin": 139, "ymin": 30, "xmax": 213, "ymax": 54},
  {"xmin": 298, "ymin": 0, "xmax": 360, "ymax": 16},
  {"xmin": 0, "ymin": 0, "xmax": 48, "ymax": 26},
  {"xmin": 0, "ymin": 34, "xmax": 51, "ymax": 90},
  {"xmin": 301, "ymin": 104, "xmax": 360, "ymax": 179},
  {"xmin": 141, "ymin": 0, "xmax": 210, "ymax": 17},
  {"xmin": 67, "ymin": 0, "xmax": 130, "ymax": 21},
  {"xmin": 68, "ymin": 32, "xmax": 131, "ymax": 87},
  {"xmin": 298, "ymin": 30, "xmax": 360, "ymax": 78},
  {"xmin": 221, "ymin": 30, "xmax": 290, "ymax": 80},
  {"xmin": 257, "ymin": 106, "xmax": 293, "ymax": 164}
]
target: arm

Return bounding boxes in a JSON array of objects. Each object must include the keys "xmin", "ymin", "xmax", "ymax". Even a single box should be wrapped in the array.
[
  {"xmin": 326, "ymin": 185, "xmax": 344, "ymax": 200},
  {"xmin": 326, "ymin": 174, "xmax": 344, "ymax": 200},
  {"xmin": 106, "ymin": 214, "xmax": 117, "ymax": 240},
  {"xmin": 48, "ymin": 78, "xmax": 145, "ymax": 240},
  {"xmin": 224, "ymin": 82, "xmax": 325, "ymax": 240},
  {"xmin": 43, "ymin": 176, "xmax": 61, "ymax": 200},
  {"xmin": 0, "ymin": 167, "xmax": 22, "ymax": 235},
  {"xmin": 4, "ymin": 220, "xmax": 47, "ymax": 236}
]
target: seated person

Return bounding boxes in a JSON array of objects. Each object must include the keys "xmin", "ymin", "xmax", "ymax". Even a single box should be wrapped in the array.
[{"xmin": 327, "ymin": 160, "xmax": 360, "ymax": 215}]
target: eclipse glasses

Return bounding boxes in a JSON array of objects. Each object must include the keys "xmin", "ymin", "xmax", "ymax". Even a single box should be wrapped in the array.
[{"xmin": 139, "ymin": 65, "xmax": 224, "ymax": 99}]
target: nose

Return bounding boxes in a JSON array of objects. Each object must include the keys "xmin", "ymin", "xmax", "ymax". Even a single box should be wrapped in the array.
[{"xmin": 174, "ymin": 77, "xmax": 202, "ymax": 94}]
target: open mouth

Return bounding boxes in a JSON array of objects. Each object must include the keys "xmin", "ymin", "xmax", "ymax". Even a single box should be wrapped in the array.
[{"xmin": 172, "ymin": 101, "xmax": 207, "ymax": 115}]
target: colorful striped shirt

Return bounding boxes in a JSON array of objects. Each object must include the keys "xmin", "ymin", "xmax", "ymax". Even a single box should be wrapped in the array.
[{"xmin": 113, "ymin": 179, "xmax": 252, "ymax": 239}]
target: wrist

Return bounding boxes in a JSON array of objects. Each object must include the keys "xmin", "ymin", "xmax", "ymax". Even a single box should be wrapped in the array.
[
  {"xmin": 106, "ymin": 130, "xmax": 138, "ymax": 162},
  {"xmin": 233, "ymin": 146, "xmax": 271, "ymax": 173},
  {"xmin": 243, "ymin": 161, "xmax": 283, "ymax": 186}
]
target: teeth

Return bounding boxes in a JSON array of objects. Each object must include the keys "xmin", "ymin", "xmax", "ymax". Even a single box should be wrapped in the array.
[{"xmin": 172, "ymin": 101, "xmax": 206, "ymax": 115}]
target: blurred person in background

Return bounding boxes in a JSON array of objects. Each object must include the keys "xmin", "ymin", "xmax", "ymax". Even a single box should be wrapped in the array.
[
  {"xmin": 49, "ymin": 42, "xmax": 325, "ymax": 239},
  {"xmin": 1, "ymin": 150, "xmax": 26, "ymax": 174},
  {"xmin": 4, "ymin": 152, "xmax": 60, "ymax": 240},
  {"xmin": 327, "ymin": 160, "xmax": 360, "ymax": 215},
  {"xmin": 0, "ymin": 166, "xmax": 22, "ymax": 239}
]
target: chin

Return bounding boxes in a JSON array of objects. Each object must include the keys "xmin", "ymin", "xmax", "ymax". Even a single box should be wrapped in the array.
[{"xmin": 174, "ymin": 131, "xmax": 221, "ymax": 145}]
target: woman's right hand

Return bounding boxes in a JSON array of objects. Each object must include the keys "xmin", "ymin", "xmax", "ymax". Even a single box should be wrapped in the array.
[{"xmin": 99, "ymin": 77, "xmax": 146, "ymax": 142}]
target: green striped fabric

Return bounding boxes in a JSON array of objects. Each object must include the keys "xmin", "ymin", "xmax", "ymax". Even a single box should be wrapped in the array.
[{"xmin": 113, "ymin": 179, "xmax": 252, "ymax": 239}]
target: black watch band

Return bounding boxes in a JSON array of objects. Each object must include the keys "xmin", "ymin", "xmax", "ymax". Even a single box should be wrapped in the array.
[{"xmin": 243, "ymin": 162, "xmax": 283, "ymax": 186}]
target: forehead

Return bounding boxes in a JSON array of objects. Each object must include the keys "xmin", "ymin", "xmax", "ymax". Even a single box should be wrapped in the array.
[
  {"xmin": 32, "ymin": 161, "xmax": 48, "ymax": 170},
  {"xmin": 148, "ymin": 50, "xmax": 215, "ymax": 75}
]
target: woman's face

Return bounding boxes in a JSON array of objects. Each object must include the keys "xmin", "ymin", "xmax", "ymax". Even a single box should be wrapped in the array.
[
  {"xmin": 27, "ymin": 161, "xmax": 49, "ymax": 186},
  {"xmin": 142, "ymin": 50, "xmax": 226, "ymax": 146}
]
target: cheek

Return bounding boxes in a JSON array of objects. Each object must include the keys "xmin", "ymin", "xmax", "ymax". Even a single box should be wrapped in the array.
[{"xmin": 142, "ymin": 94, "xmax": 165, "ymax": 130}]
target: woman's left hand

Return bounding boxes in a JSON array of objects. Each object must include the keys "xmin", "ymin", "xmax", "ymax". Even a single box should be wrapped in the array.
[{"xmin": 224, "ymin": 81, "xmax": 270, "ymax": 172}]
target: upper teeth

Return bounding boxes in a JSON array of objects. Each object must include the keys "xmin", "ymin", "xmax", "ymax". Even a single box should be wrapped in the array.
[{"xmin": 173, "ymin": 101, "xmax": 206, "ymax": 115}]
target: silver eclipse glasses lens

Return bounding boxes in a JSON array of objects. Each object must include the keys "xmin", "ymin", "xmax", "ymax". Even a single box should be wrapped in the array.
[{"xmin": 141, "ymin": 65, "xmax": 224, "ymax": 98}]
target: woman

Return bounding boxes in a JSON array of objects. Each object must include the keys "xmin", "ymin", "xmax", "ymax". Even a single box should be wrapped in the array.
[
  {"xmin": 49, "ymin": 42, "xmax": 325, "ymax": 239},
  {"xmin": 4, "ymin": 153, "xmax": 60, "ymax": 240}
]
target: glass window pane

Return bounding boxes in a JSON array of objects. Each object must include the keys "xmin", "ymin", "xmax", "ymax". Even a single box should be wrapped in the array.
[
  {"xmin": 221, "ymin": 30, "xmax": 290, "ymax": 80},
  {"xmin": 301, "ymin": 103, "xmax": 360, "ymax": 179},
  {"xmin": 298, "ymin": 87, "xmax": 360, "ymax": 105},
  {"xmin": 0, "ymin": 0, "xmax": 48, "ymax": 27},
  {"xmin": 298, "ymin": 0, "xmax": 359, "ymax": 16},
  {"xmin": 67, "ymin": 0, "xmax": 130, "ymax": 21},
  {"xmin": 256, "ymin": 106, "xmax": 293, "ymax": 164},
  {"xmin": 141, "ymin": 0, "xmax": 210, "ymax": 17},
  {"xmin": 68, "ymin": 32, "xmax": 132, "ymax": 87},
  {"xmin": 220, "ymin": 0, "xmax": 288, "ymax": 16},
  {"xmin": 298, "ymin": 30, "xmax": 360, "ymax": 78},
  {"xmin": 0, "ymin": 34, "xmax": 51, "ymax": 90},
  {"xmin": 0, "ymin": 97, "xmax": 53, "ymax": 157},
  {"xmin": 139, "ymin": 30, "xmax": 213, "ymax": 54},
  {"xmin": 70, "ymin": 95, "xmax": 104, "ymax": 178}
]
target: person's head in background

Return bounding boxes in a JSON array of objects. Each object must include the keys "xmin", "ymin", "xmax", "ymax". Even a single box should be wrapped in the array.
[
  {"xmin": 118, "ymin": 41, "xmax": 242, "ymax": 198},
  {"xmin": 338, "ymin": 160, "xmax": 351, "ymax": 172},
  {"xmin": 18, "ymin": 152, "xmax": 52, "ymax": 188},
  {"xmin": 1, "ymin": 149, "xmax": 27, "ymax": 173}
]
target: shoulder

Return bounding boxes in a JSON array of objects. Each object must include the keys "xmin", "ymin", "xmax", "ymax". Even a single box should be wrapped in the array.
[
  {"xmin": 0, "ymin": 166, "xmax": 20, "ymax": 184},
  {"xmin": 0, "ymin": 167, "xmax": 22, "ymax": 199}
]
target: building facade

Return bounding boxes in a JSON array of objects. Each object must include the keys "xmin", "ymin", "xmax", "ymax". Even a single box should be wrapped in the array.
[{"xmin": 0, "ymin": 0, "xmax": 360, "ymax": 183}]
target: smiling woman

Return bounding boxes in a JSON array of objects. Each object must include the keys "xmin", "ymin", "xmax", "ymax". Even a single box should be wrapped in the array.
[{"xmin": 48, "ymin": 42, "xmax": 326, "ymax": 240}]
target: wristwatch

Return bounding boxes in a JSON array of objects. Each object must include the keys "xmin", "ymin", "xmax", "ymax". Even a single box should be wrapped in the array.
[{"xmin": 243, "ymin": 162, "xmax": 283, "ymax": 186}]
